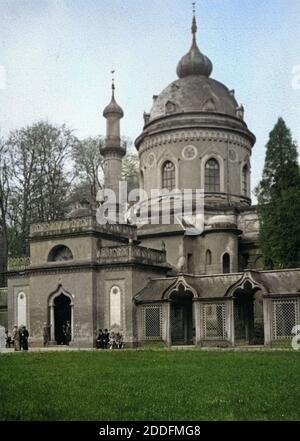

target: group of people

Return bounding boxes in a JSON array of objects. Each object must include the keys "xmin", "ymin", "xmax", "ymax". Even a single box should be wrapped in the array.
[
  {"xmin": 6, "ymin": 325, "xmax": 29, "ymax": 351},
  {"xmin": 96, "ymin": 329, "xmax": 124, "ymax": 349}
]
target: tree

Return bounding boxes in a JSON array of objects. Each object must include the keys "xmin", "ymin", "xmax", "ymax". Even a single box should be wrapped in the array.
[
  {"xmin": 0, "ymin": 139, "xmax": 12, "ymax": 280},
  {"xmin": 71, "ymin": 136, "xmax": 139, "ymax": 205},
  {"xmin": 72, "ymin": 136, "xmax": 105, "ymax": 202},
  {"xmin": 256, "ymin": 117, "xmax": 300, "ymax": 268},
  {"xmin": 122, "ymin": 153, "xmax": 140, "ymax": 194},
  {"xmin": 7, "ymin": 121, "xmax": 76, "ymax": 255}
]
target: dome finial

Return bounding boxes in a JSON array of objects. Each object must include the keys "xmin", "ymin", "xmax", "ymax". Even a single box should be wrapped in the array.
[
  {"xmin": 176, "ymin": 2, "xmax": 213, "ymax": 78},
  {"xmin": 111, "ymin": 69, "xmax": 115, "ymax": 97},
  {"xmin": 192, "ymin": 2, "xmax": 197, "ymax": 42},
  {"xmin": 103, "ymin": 70, "xmax": 124, "ymax": 118}
]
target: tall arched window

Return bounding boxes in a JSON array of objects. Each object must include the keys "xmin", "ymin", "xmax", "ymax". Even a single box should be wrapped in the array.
[
  {"xmin": 205, "ymin": 159, "xmax": 220, "ymax": 192},
  {"xmin": 242, "ymin": 165, "xmax": 248, "ymax": 196},
  {"xmin": 162, "ymin": 161, "xmax": 175, "ymax": 191},
  {"xmin": 17, "ymin": 292, "xmax": 27, "ymax": 327},
  {"xmin": 205, "ymin": 250, "xmax": 212, "ymax": 266},
  {"xmin": 223, "ymin": 253, "xmax": 230, "ymax": 274},
  {"xmin": 110, "ymin": 286, "xmax": 121, "ymax": 328}
]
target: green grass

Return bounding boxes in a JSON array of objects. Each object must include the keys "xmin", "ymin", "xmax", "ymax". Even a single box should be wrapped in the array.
[{"xmin": 0, "ymin": 350, "xmax": 300, "ymax": 421}]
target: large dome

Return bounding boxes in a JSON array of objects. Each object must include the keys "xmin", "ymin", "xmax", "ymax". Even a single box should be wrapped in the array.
[
  {"xmin": 148, "ymin": 13, "xmax": 241, "ymax": 123},
  {"xmin": 149, "ymin": 75, "xmax": 238, "ymax": 121}
]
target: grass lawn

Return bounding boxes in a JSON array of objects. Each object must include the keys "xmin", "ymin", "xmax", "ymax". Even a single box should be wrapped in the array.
[{"xmin": 0, "ymin": 350, "xmax": 299, "ymax": 421}]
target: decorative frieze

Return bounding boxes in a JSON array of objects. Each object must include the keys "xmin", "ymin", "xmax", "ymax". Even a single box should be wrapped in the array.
[
  {"xmin": 98, "ymin": 245, "xmax": 166, "ymax": 265},
  {"xmin": 139, "ymin": 130, "xmax": 251, "ymax": 155},
  {"xmin": 30, "ymin": 216, "xmax": 136, "ymax": 239}
]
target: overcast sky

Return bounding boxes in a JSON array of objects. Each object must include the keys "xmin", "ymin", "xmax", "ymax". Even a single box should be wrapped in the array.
[{"xmin": 0, "ymin": 0, "xmax": 300, "ymax": 194}]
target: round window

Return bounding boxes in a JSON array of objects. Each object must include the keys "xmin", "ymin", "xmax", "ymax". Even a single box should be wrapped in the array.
[{"xmin": 182, "ymin": 145, "xmax": 197, "ymax": 160}]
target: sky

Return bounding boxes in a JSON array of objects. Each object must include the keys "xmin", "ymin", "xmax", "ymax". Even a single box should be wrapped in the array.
[{"xmin": 0, "ymin": 0, "xmax": 300, "ymax": 196}]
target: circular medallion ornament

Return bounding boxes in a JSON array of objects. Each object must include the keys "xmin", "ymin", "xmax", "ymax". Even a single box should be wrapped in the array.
[
  {"xmin": 147, "ymin": 153, "xmax": 156, "ymax": 168},
  {"xmin": 182, "ymin": 145, "xmax": 197, "ymax": 160}
]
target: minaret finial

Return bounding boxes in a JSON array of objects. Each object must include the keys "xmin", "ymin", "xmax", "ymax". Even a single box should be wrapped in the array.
[
  {"xmin": 192, "ymin": 2, "xmax": 197, "ymax": 42},
  {"xmin": 111, "ymin": 69, "xmax": 115, "ymax": 97}
]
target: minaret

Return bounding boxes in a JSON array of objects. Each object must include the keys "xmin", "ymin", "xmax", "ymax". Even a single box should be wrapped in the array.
[{"xmin": 101, "ymin": 73, "xmax": 126, "ymax": 203}]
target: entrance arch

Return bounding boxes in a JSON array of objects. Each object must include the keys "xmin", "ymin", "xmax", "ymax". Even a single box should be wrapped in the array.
[
  {"xmin": 49, "ymin": 285, "xmax": 74, "ymax": 345},
  {"xmin": 170, "ymin": 291, "xmax": 194, "ymax": 344},
  {"xmin": 233, "ymin": 282, "xmax": 264, "ymax": 345},
  {"xmin": 168, "ymin": 281, "xmax": 195, "ymax": 345}
]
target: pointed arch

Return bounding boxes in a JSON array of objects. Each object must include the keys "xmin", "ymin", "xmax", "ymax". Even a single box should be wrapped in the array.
[
  {"xmin": 163, "ymin": 276, "xmax": 199, "ymax": 300},
  {"xmin": 225, "ymin": 272, "xmax": 268, "ymax": 298},
  {"xmin": 48, "ymin": 284, "xmax": 74, "ymax": 343}
]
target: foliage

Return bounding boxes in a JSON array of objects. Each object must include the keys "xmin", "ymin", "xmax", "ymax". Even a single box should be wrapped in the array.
[
  {"xmin": 0, "ymin": 351, "xmax": 300, "ymax": 421},
  {"xmin": 122, "ymin": 153, "xmax": 140, "ymax": 194},
  {"xmin": 71, "ymin": 136, "xmax": 104, "ymax": 202},
  {"xmin": 256, "ymin": 118, "xmax": 300, "ymax": 269}
]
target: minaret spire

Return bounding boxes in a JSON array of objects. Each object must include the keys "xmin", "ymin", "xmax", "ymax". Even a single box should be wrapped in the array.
[
  {"xmin": 192, "ymin": 2, "xmax": 197, "ymax": 43},
  {"xmin": 111, "ymin": 69, "xmax": 115, "ymax": 97},
  {"xmin": 101, "ymin": 74, "xmax": 126, "ymax": 202}
]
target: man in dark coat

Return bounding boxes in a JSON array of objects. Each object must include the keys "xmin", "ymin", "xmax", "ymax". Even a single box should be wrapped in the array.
[
  {"xmin": 20, "ymin": 326, "xmax": 29, "ymax": 351},
  {"xmin": 96, "ymin": 329, "xmax": 103, "ymax": 349},
  {"xmin": 102, "ymin": 329, "xmax": 109, "ymax": 349}
]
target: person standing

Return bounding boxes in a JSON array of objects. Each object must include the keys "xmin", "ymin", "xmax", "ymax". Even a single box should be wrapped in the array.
[
  {"xmin": 102, "ymin": 329, "xmax": 109, "ymax": 349},
  {"xmin": 20, "ymin": 326, "xmax": 29, "ymax": 351},
  {"xmin": 96, "ymin": 329, "xmax": 103, "ymax": 349},
  {"xmin": 12, "ymin": 324, "xmax": 20, "ymax": 351},
  {"xmin": 5, "ymin": 330, "xmax": 12, "ymax": 348},
  {"xmin": 43, "ymin": 322, "xmax": 51, "ymax": 347}
]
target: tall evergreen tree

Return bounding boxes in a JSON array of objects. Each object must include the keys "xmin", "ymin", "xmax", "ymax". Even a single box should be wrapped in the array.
[{"xmin": 256, "ymin": 117, "xmax": 300, "ymax": 268}]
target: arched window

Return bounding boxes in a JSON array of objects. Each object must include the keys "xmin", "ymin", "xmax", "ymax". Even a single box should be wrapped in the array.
[
  {"xmin": 162, "ymin": 161, "xmax": 176, "ymax": 191},
  {"xmin": 205, "ymin": 250, "xmax": 212, "ymax": 266},
  {"xmin": 242, "ymin": 165, "xmax": 248, "ymax": 196},
  {"xmin": 17, "ymin": 292, "xmax": 27, "ymax": 327},
  {"xmin": 110, "ymin": 286, "xmax": 121, "ymax": 328},
  {"xmin": 205, "ymin": 159, "xmax": 220, "ymax": 192},
  {"xmin": 223, "ymin": 253, "xmax": 230, "ymax": 274},
  {"xmin": 48, "ymin": 245, "xmax": 73, "ymax": 262}
]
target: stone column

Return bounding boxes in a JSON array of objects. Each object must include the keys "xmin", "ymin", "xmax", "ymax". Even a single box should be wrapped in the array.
[
  {"xmin": 193, "ymin": 301, "xmax": 201, "ymax": 345},
  {"xmin": 50, "ymin": 305, "xmax": 55, "ymax": 343},
  {"xmin": 165, "ymin": 301, "xmax": 172, "ymax": 346},
  {"xmin": 263, "ymin": 297, "xmax": 272, "ymax": 346}
]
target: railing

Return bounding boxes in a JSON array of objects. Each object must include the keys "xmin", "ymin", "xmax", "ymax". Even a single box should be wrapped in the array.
[
  {"xmin": 30, "ymin": 216, "xmax": 136, "ymax": 239},
  {"xmin": 7, "ymin": 257, "xmax": 30, "ymax": 272},
  {"xmin": 98, "ymin": 245, "xmax": 166, "ymax": 266}
]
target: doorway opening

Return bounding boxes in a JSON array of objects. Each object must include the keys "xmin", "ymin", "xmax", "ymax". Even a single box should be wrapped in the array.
[
  {"xmin": 170, "ymin": 291, "xmax": 194, "ymax": 345},
  {"xmin": 233, "ymin": 283, "xmax": 264, "ymax": 345},
  {"xmin": 54, "ymin": 294, "xmax": 71, "ymax": 345}
]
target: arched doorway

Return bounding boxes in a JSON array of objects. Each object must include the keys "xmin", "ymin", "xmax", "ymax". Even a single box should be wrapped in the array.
[
  {"xmin": 233, "ymin": 282, "xmax": 264, "ymax": 345},
  {"xmin": 170, "ymin": 289, "xmax": 194, "ymax": 345},
  {"xmin": 54, "ymin": 294, "xmax": 71, "ymax": 345},
  {"xmin": 49, "ymin": 285, "xmax": 74, "ymax": 345}
]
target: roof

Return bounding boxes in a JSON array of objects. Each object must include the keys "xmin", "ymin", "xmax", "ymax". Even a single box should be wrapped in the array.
[
  {"xmin": 149, "ymin": 76, "xmax": 238, "ymax": 122},
  {"xmin": 135, "ymin": 269, "xmax": 300, "ymax": 303}
]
